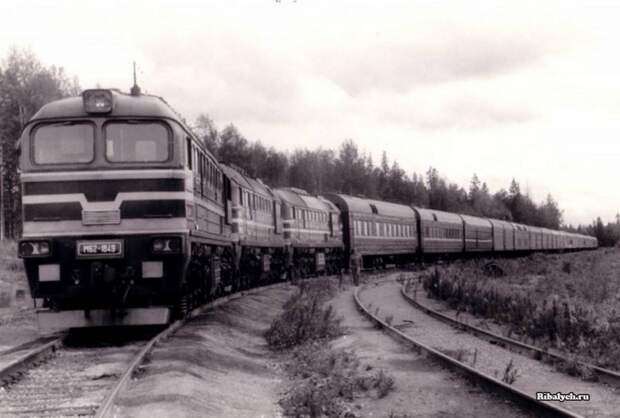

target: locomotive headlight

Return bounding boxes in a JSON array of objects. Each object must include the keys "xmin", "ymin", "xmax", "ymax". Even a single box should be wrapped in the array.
[
  {"xmin": 82, "ymin": 89, "xmax": 113, "ymax": 113},
  {"xmin": 18, "ymin": 240, "xmax": 51, "ymax": 258},
  {"xmin": 151, "ymin": 237, "xmax": 182, "ymax": 254}
]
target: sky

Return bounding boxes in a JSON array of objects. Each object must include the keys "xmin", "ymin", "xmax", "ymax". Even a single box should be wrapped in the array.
[{"xmin": 1, "ymin": 0, "xmax": 619, "ymax": 226}]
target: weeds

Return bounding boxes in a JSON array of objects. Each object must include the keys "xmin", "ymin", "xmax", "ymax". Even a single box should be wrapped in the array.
[
  {"xmin": 375, "ymin": 369, "xmax": 395, "ymax": 398},
  {"xmin": 555, "ymin": 356, "xmax": 596, "ymax": 381},
  {"xmin": 272, "ymin": 278, "xmax": 396, "ymax": 417},
  {"xmin": 454, "ymin": 348, "xmax": 467, "ymax": 363},
  {"xmin": 501, "ymin": 359, "xmax": 519, "ymax": 385},
  {"xmin": 265, "ymin": 279, "xmax": 342, "ymax": 349},
  {"xmin": 420, "ymin": 251, "xmax": 620, "ymax": 369},
  {"xmin": 280, "ymin": 343, "xmax": 396, "ymax": 416},
  {"xmin": 562, "ymin": 261, "xmax": 572, "ymax": 274}
]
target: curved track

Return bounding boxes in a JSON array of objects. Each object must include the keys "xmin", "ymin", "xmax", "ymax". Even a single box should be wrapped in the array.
[
  {"xmin": 354, "ymin": 279, "xmax": 588, "ymax": 418},
  {"xmin": 399, "ymin": 276, "xmax": 620, "ymax": 388}
]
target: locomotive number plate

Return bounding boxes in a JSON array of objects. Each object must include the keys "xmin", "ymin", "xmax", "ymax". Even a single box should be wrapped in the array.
[{"xmin": 77, "ymin": 240, "xmax": 123, "ymax": 258}]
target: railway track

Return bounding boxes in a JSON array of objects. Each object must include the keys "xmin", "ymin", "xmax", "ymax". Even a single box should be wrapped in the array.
[
  {"xmin": 0, "ymin": 282, "xmax": 287, "ymax": 418},
  {"xmin": 399, "ymin": 274, "xmax": 620, "ymax": 388},
  {"xmin": 353, "ymin": 277, "xmax": 619, "ymax": 418}
]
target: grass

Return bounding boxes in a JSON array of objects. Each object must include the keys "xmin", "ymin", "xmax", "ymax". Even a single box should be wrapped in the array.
[
  {"xmin": 268, "ymin": 278, "xmax": 396, "ymax": 417},
  {"xmin": 555, "ymin": 355, "xmax": 596, "ymax": 381},
  {"xmin": 419, "ymin": 249, "xmax": 620, "ymax": 370},
  {"xmin": 0, "ymin": 241, "xmax": 27, "ymax": 308},
  {"xmin": 501, "ymin": 359, "xmax": 519, "ymax": 385},
  {"xmin": 265, "ymin": 279, "xmax": 342, "ymax": 349}
]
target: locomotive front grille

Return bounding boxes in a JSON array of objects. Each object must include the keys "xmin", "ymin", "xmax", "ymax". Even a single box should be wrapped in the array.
[{"xmin": 82, "ymin": 210, "xmax": 121, "ymax": 225}]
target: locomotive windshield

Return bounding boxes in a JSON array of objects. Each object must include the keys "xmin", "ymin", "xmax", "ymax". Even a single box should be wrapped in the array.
[
  {"xmin": 32, "ymin": 122, "xmax": 94, "ymax": 164},
  {"xmin": 105, "ymin": 121, "xmax": 169, "ymax": 163}
]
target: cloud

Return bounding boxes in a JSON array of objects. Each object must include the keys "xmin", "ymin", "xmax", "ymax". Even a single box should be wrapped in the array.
[{"xmin": 309, "ymin": 19, "xmax": 578, "ymax": 97}]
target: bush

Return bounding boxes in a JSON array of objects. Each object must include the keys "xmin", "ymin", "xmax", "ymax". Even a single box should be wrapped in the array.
[
  {"xmin": 280, "ymin": 342, "xmax": 396, "ymax": 417},
  {"xmin": 265, "ymin": 279, "xmax": 342, "ymax": 349},
  {"xmin": 417, "ymin": 251, "xmax": 620, "ymax": 370},
  {"xmin": 271, "ymin": 279, "xmax": 396, "ymax": 417}
]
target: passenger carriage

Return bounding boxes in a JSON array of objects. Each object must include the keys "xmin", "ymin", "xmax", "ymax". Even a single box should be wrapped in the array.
[
  {"xmin": 325, "ymin": 194, "xmax": 417, "ymax": 269},
  {"xmin": 460, "ymin": 214, "xmax": 493, "ymax": 252},
  {"xmin": 413, "ymin": 207, "xmax": 463, "ymax": 254},
  {"xmin": 488, "ymin": 219, "xmax": 515, "ymax": 252},
  {"xmin": 512, "ymin": 223, "xmax": 531, "ymax": 251}
]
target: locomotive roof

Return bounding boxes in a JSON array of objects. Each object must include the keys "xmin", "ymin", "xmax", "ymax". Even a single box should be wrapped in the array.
[
  {"xmin": 299, "ymin": 194, "xmax": 333, "ymax": 212},
  {"xmin": 459, "ymin": 214, "xmax": 492, "ymax": 228},
  {"xmin": 275, "ymin": 188, "xmax": 333, "ymax": 213},
  {"xmin": 221, "ymin": 164, "xmax": 253, "ymax": 189},
  {"xmin": 325, "ymin": 194, "xmax": 416, "ymax": 218},
  {"xmin": 274, "ymin": 188, "xmax": 307, "ymax": 207},
  {"xmin": 28, "ymin": 90, "xmax": 184, "ymax": 124},
  {"xmin": 414, "ymin": 207, "xmax": 463, "ymax": 224},
  {"xmin": 220, "ymin": 164, "xmax": 274, "ymax": 199}
]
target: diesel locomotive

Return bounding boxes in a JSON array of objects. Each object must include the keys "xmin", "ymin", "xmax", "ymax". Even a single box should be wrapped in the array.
[{"xmin": 17, "ymin": 88, "xmax": 597, "ymax": 330}]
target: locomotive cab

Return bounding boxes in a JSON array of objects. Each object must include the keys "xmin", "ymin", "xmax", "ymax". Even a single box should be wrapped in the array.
[{"xmin": 17, "ymin": 89, "xmax": 220, "ymax": 330}]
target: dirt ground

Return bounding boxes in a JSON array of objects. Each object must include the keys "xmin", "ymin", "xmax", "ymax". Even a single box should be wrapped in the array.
[
  {"xmin": 112, "ymin": 285, "xmax": 295, "ymax": 418},
  {"xmin": 326, "ymin": 281, "xmax": 533, "ymax": 418}
]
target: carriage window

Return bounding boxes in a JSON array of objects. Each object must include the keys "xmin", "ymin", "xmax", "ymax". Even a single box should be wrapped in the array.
[
  {"xmin": 186, "ymin": 137, "xmax": 192, "ymax": 169},
  {"xmin": 105, "ymin": 122, "xmax": 169, "ymax": 162},
  {"xmin": 33, "ymin": 122, "xmax": 94, "ymax": 164}
]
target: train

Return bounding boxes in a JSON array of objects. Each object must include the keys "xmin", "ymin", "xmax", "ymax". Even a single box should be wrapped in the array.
[{"xmin": 16, "ymin": 88, "xmax": 597, "ymax": 330}]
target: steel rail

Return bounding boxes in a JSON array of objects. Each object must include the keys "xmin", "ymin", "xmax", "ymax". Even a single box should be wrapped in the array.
[
  {"xmin": 399, "ymin": 281, "xmax": 620, "ymax": 388},
  {"xmin": 0, "ymin": 336, "xmax": 65, "ymax": 385},
  {"xmin": 353, "ymin": 282, "xmax": 583, "ymax": 418}
]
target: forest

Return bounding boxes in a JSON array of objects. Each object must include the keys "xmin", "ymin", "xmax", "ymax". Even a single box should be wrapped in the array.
[{"xmin": 0, "ymin": 48, "xmax": 615, "ymax": 244}]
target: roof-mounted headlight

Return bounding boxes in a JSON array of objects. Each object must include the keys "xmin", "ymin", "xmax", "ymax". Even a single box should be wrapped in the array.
[{"xmin": 82, "ymin": 89, "xmax": 113, "ymax": 114}]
